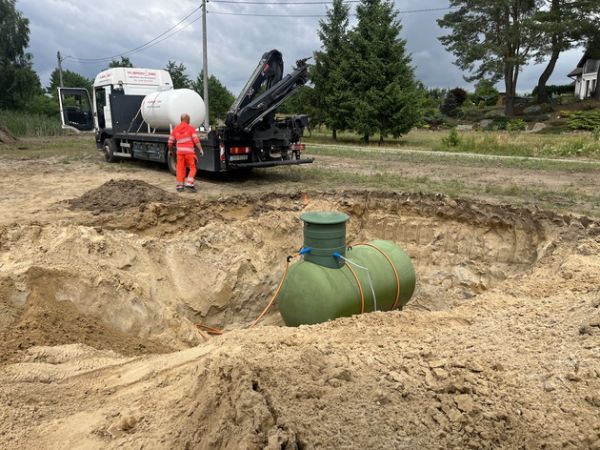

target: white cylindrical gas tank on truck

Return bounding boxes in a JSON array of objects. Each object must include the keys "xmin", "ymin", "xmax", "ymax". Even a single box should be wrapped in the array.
[{"xmin": 141, "ymin": 88, "xmax": 206, "ymax": 130}]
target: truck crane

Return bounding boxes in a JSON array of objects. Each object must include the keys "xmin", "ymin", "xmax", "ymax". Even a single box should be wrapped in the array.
[{"xmin": 58, "ymin": 50, "xmax": 313, "ymax": 174}]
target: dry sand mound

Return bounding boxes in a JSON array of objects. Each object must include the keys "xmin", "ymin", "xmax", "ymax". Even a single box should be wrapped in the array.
[
  {"xmin": 66, "ymin": 179, "xmax": 177, "ymax": 213},
  {"xmin": 0, "ymin": 267, "xmax": 172, "ymax": 365}
]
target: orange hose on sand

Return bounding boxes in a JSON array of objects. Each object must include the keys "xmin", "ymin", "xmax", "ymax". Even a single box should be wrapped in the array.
[
  {"xmin": 353, "ymin": 243, "xmax": 401, "ymax": 310},
  {"xmin": 196, "ymin": 324, "xmax": 224, "ymax": 335},
  {"xmin": 249, "ymin": 255, "xmax": 296, "ymax": 328}
]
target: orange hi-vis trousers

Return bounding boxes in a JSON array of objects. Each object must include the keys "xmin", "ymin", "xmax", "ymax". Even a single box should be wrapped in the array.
[{"xmin": 176, "ymin": 152, "xmax": 197, "ymax": 187}]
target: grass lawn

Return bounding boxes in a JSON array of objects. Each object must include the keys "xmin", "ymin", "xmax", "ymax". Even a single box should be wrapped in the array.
[{"xmin": 304, "ymin": 128, "xmax": 600, "ymax": 160}]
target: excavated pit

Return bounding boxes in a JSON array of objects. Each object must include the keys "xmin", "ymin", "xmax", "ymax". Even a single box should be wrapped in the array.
[{"xmin": 0, "ymin": 182, "xmax": 563, "ymax": 363}]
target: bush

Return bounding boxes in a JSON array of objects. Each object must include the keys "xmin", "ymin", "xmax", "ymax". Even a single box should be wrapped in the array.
[
  {"xmin": 449, "ymin": 87, "xmax": 468, "ymax": 106},
  {"xmin": 567, "ymin": 110, "xmax": 600, "ymax": 131},
  {"xmin": 507, "ymin": 119, "xmax": 527, "ymax": 132},
  {"xmin": 474, "ymin": 80, "xmax": 500, "ymax": 106},
  {"xmin": 420, "ymin": 109, "xmax": 448, "ymax": 129},
  {"xmin": 440, "ymin": 92, "xmax": 459, "ymax": 117},
  {"xmin": 482, "ymin": 117, "xmax": 510, "ymax": 131},
  {"xmin": 24, "ymin": 95, "xmax": 60, "ymax": 117},
  {"xmin": 531, "ymin": 84, "xmax": 574, "ymax": 98},
  {"xmin": 441, "ymin": 128, "xmax": 461, "ymax": 147},
  {"xmin": 457, "ymin": 103, "xmax": 484, "ymax": 121}
]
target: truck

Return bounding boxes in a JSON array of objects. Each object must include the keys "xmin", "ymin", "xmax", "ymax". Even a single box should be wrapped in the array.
[{"xmin": 58, "ymin": 49, "xmax": 313, "ymax": 174}]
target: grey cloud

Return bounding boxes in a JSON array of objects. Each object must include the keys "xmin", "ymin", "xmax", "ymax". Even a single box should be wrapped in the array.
[{"xmin": 18, "ymin": 0, "xmax": 584, "ymax": 96}]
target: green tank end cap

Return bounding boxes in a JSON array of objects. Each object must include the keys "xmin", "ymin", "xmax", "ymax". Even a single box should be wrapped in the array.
[{"xmin": 300, "ymin": 211, "xmax": 350, "ymax": 225}]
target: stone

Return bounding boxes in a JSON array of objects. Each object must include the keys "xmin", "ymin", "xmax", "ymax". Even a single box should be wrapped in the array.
[
  {"xmin": 526, "ymin": 122, "xmax": 547, "ymax": 133},
  {"xmin": 523, "ymin": 105, "xmax": 543, "ymax": 115},
  {"xmin": 456, "ymin": 124, "xmax": 474, "ymax": 131},
  {"xmin": 484, "ymin": 110, "xmax": 506, "ymax": 119},
  {"xmin": 479, "ymin": 119, "xmax": 493, "ymax": 129}
]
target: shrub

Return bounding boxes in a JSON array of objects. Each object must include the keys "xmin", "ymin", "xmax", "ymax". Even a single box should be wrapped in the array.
[
  {"xmin": 507, "ymin": 119, "xmax": 527, "ymax": 132},
  {"xmin": 421, "ymin": 109, "xmax": 448, "ymax": 129},
  {"xmin": 440, "ymin": 92, "xmax": 459, "ymax": 117},
  {"xmin": 531, "ymin": 84, "xmax": 574, "ymax": 98},
  {"xmin": 449, "ymin": 87, "xmax": 468, "ymax": 106},
  {"xmin": 441, "ymin": 128, "xmax": 461, "ymax": 147},
  {"xmin": 481, "ymin": 117, "xmax": 510, "ymax": 131},
  {"xmin": 474, "ymin": 80, "xmax": 500, "ymax": 106},
  {"xmin": 567, "ymin": 110, "xmax": 600, "ymax": 131}
]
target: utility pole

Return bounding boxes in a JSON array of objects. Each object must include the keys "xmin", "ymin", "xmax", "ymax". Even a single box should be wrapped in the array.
[
  {"xmin": 202, "ymin": 0, "xmax": 209, "ymax": 130},
  {"xmin": 57, "ymin": 51, "xmax": 64, "ymax": 88}
]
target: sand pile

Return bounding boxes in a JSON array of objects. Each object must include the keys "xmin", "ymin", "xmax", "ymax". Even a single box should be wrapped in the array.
[{"xmin": 66, "ymin": 179, "xmax": 177, "ymax": 213}]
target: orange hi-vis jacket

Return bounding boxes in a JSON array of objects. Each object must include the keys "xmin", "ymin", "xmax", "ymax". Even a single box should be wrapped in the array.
[{"xmin": 168, "ymin": 122, "xmax": 200, "ymax": 155}]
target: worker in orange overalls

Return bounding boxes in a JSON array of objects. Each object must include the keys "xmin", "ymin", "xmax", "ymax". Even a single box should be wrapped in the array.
[{"xmin": 167, "ymin": 113, "xmax": 203, "ymax": 192}]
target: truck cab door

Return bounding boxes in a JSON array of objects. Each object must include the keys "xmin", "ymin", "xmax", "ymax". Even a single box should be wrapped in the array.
[{"xmin": 58, "ymin": 87, "xmax": 94, "ymax": 132}]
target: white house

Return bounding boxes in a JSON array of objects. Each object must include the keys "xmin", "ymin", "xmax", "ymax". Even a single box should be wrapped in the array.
[{"xmin": 568, "ymin": 51, "xmax": 599, "ymax": 99}]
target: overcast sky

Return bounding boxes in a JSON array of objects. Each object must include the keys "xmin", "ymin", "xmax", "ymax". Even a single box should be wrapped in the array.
[{"xmin": 18, "ymin": 0, "xmax": 583, "ymax": 95}]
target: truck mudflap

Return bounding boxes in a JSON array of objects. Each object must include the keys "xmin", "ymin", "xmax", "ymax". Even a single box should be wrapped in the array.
[{"xmin": 228, "ymin": 158, "xmax": 314, "ymax": 169}]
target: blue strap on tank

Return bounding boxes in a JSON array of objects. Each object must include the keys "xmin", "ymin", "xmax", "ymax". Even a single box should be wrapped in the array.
[{"xmin": 298, "ymin": 247, "xmax": 312, "ymax": 255}]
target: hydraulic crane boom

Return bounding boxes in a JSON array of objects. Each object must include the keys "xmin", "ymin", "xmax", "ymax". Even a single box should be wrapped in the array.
[{"xmin": 226, "ymin": 52, "xmax": 309, "ymax": 132}]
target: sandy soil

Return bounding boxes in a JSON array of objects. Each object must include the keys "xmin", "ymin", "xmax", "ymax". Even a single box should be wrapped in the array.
[{"xmin": 0, "ymin": 143, "xmax": 599, "ymax": 449}]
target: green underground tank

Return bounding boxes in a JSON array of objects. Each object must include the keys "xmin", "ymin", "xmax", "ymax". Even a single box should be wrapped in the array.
[{"xmin": 277, "ymin": 212, "xmax": 416, "ymax": 327}]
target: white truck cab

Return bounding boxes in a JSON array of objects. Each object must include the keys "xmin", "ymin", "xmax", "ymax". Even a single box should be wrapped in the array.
[{"xmin": 58, "ymin": 68, "xmax": 173, "ymax": 133}]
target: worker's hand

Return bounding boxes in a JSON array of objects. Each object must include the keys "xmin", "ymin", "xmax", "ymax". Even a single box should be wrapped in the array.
[{"xmin": 197, "ymin": 147, "xmax": 204, "ymax": 157}]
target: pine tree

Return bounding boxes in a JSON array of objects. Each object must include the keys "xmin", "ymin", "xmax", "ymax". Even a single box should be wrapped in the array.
[
  {"xmin": 438, "ymin": 0, "xmax": 541, "ymax": 117},
  {"xmin": 342, "ymin": 0, "xmax": 422, "ymax": 144},
  {"xmin": 312, "ymin": 0, "xmax": 351, "ymax": 140}
]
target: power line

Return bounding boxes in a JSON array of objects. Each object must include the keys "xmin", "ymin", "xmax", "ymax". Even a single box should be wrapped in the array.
[
  {"xmin": 209, "ymin": 10, "xmax": 324, "ymax": 16},
  {"xmin": 211, "ymin": 0, "xmax": 359, "ymax": 3},
  {"xmin": 65, "ymin": 6, "xmax": 201, "ymax": 63},
  {"xmin": 207, "ymin": 6, "xmax": 454, "ymax": 17}
]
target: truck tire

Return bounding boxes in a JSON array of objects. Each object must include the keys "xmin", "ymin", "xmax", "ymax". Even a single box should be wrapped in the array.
[
  {"xmin": 167, "ymin": 150, "xmax": 177, "ymax": 176},
  {"xmin": 103, "ymin": 139, "xmax": 119, "ymax": 163}
]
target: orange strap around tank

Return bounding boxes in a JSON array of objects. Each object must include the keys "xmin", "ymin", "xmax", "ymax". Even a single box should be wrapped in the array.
[
  {"xmin": 353, "ymin": 243, "xmax": 401, "ymax": 311},
  {"xmin": 344, "ymin": 263, "xmax": 365, "ymax": 314}
]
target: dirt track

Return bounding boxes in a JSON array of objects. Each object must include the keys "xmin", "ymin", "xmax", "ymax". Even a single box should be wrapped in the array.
[{"xmin": 0, "ymin": 140, "xmax": 599, "ymax": 449}]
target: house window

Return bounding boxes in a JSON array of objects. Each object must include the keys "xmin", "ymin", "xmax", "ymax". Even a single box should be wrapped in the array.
[{"xmin": 586, "ymin": 80, "xmax": 591, "ymax": 97}]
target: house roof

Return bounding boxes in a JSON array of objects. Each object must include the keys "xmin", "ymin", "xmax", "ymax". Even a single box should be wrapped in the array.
[
  {"xmin": 568, "ymin": 67, "xmax": 583, "ymax": 77},
  {"xmin": 568, "ymin": 50, "xmax": 591, "ymax": 78}
]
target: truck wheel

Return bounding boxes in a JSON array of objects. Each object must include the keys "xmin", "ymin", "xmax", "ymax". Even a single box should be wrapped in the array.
[
  {"xmin": 167, "ymin": 150, "xmax": 177, "ymax": 175},
  {"xmin": 103, "ymin": 139, "xmax": 119, "ymax": 163}
]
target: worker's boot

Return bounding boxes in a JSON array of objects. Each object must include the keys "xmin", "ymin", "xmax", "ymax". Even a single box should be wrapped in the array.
[
  {"xmin": 176, "ymin": 185, "xmax": 184, "ymax": 193},
  {"xmin": 185, "ymin": 184, "xmax": 196, "ymax": 193}
]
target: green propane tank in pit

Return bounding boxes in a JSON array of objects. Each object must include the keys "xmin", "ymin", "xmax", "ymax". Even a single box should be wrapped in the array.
[{"xmin": 277, "ymin": 212, "xmax": 416, "ymax": 327}]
